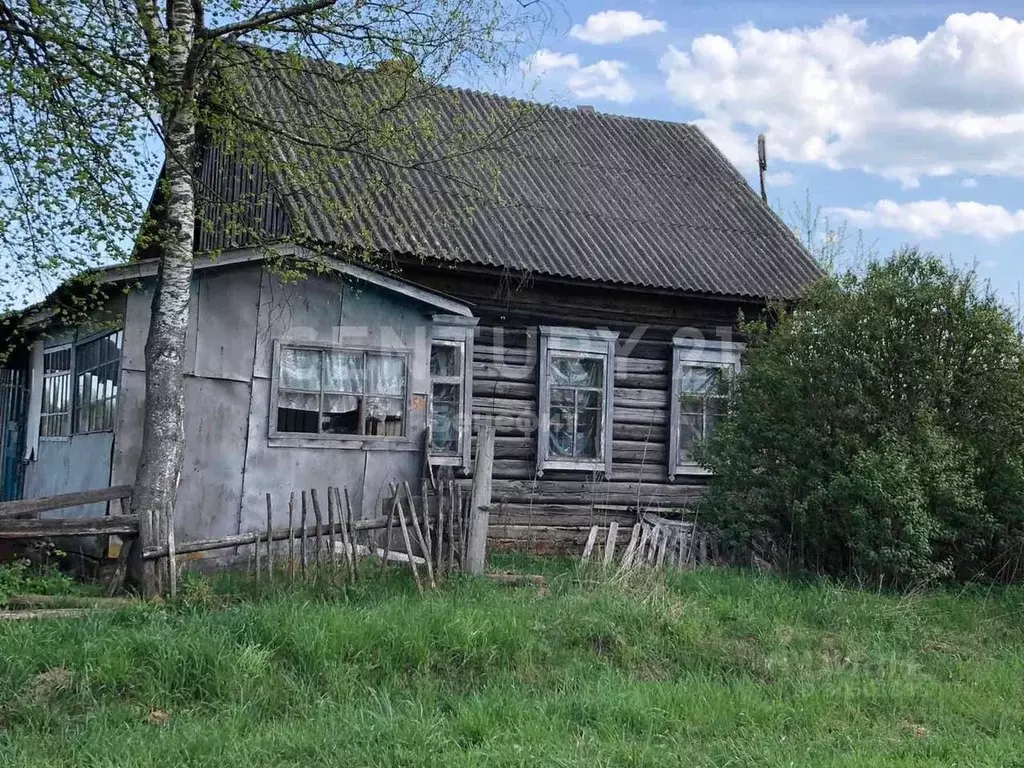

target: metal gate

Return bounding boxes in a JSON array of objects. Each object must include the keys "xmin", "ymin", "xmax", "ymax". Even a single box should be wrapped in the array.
[{"xmin": 0, "ymin": 368, "xmax": 27, "ymax": 501}]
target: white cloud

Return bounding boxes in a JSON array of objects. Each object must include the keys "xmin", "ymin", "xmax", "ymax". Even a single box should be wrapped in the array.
[
  {"xmin": 765, "ymin": 170, "xmax": 796, "ymax": 187},
  {"xmin": 570, "ymin": 10, "xmax": 667, "ymax": 44},
  {"xmin": 522, "ymin": 49, "xmax": 636, "ymax": 104},
  {"xmin": 829, "ymin": 199, "xmax": 1024, "ymax": 240},
  {"xmin": 660, "ymin": 13, "xmax": 1024, "ymax": 185}
]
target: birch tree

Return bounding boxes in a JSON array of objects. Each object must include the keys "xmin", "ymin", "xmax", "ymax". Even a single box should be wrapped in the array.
[{"xmin": 0, "ymin": 0, "xmax": 543, "ymax": 593}]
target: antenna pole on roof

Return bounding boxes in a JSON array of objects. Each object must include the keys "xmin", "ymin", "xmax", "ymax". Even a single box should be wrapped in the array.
[{"xmin": 757, "ymin": 133, "xmax": 768, "ymax": 204}]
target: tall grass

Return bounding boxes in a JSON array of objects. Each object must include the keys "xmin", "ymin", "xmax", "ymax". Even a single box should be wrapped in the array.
[{"xmin": 3, "ymin": 558, "xmax": 1024, "ymax": 766}]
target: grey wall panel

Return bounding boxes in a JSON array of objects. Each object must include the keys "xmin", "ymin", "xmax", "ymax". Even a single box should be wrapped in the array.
[
  {"xmin": 361, "ymin": 451, "xmax": 420, "ymax": 520},
  {"xmin": 238, "ymin": 378, "xmax": 369, "ymax": 533},
  {"xmin": 23, "ymin": 432, "xmax": 113, "ymax": 518},
  {"xmin": 177, "ymin": 376, "xmax": 250, "ymax": 539},
  {"xmin": 194, "ymin": 266, "xmax": 260, "ymax": 383},
  {"xmin": 122, "ymin": 280, "xmax": 199, "ymax": 374},
  {"xmin": 110, "ymin": 368, "xmax": 145, "ymax": 492},
  {"xmin": 252, "ymin": 270, "xmax": 344, "ymax": 379}
]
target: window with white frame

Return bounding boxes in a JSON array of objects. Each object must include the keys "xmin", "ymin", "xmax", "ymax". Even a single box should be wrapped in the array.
[
  {"xmin": 273, "ymin": 342, "xmax": 408, "ymax": 438},
  {"xmin": 428, "ymin": 316, "xmax": 476, "ymax": 468},
  {"xmin": 40, "ymin": 346, "xmax": 72, "ymax": 438},
  {"xmin": 669, "ymin": 337, "xmax": 742, "ymax": 477},
  {"xmin": 74, "ymin": 330, "xmax": 123, "ymax": 433},
  {"xmin": 537, "ymin": 327, "xmax": 617, "ymax": 475}
]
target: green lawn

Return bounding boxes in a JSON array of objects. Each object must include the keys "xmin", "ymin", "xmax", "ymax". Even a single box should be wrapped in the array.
[{"xmin": 3, "ymin": 557, "xmax": 1024, "ymax": 766}]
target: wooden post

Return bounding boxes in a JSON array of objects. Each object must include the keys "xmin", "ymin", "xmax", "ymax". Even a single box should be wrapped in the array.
[
  {"xmin": 381, "ymin": 491, "xmax": 396, "ymax": 573},
  {"xmin": 287, "ymin": 491, "xmax": 295, "ymax": 579},
  {"xmin": 327, "ymin": 487, "xmax": 337, "ymax": 571},
  {"xmin": 310, "ymin": 488, "xmax": 324, "ymax": 566},
  {"xmin": 335, "ymin": 487, "xmax": 355, "ymax": 580},
  {"xmin": 403, "ymin": 482, "xmax": 435, "ymax": 589},
  {"xmin": 166, "ymin": 504, "xmax": 177, "ymax": 597},
  {"xmin": 435, "ymin": 479, "xmax": 445, "ymax": 574},
  {"xmin": 136, "ymin": 503, "xmax": 158, "ymax": 598},
  {"xmin": 343, "ymin": 487, "xmax": 358, "ymax": 580},
  {"xmin": 254, "ymin": 529, "xmax": 262, "ymax": 583},
  {"xmin": 447, "ymin": 480, "xmax": 456, "ymax": 572},
  {"xmin": 300, "ymin": 490, "xmax": 308, "ymax": 578},
  {"xmin": 106, "ymin": 537, "xmax": 134, "ymax": 597},
  {"xmin": 420, "ymin": 478, "xmax": 434, "ymax": 566},
  {"xmin": 466, "ymin": 423, "xmax": 495, "ymax": 575},
  {"xmin": 394, "ymin": 491, "xmax": 422, "ymax": 593},
  {"xmin": 265, "ymin": 493, "xmax": 274, "ymax": 581}
]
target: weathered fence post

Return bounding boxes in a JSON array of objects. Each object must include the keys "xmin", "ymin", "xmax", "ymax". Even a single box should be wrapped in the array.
[{"xmin": 465, "ymin": 423, "xmax": 495, "ymax": 575}]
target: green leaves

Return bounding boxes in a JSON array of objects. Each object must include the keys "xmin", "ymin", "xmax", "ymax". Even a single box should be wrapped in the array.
[{"xmin": 703, "ymin": 249, "xmax": 1024, "ymax": 586}]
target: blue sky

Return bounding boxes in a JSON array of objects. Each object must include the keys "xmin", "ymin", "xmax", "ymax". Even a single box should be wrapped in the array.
[{"xmin": 508, "ymin": 1, "xmax": 1024, "ymax": 302}]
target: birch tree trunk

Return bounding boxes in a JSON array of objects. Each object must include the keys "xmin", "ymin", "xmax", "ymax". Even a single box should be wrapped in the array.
[{"xmin": 130, "ymin": 2, "xmax": 198, "ymax": 598}]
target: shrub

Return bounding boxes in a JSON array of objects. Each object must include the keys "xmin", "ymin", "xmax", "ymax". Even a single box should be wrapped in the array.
[{"xmin": 701, "ymin": 249, "xmax": 1024, "ymax": 585}]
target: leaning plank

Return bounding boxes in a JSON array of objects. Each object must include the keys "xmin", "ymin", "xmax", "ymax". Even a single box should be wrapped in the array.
[
  {"xmin": 334, "ymin": 487, "xmax": 355, "ymax": 580},
  {"xmin": 142, "ymin": 515, "xmax": 392, "ymax": 560},
  {"xmin": 105, "ymin": 536, "xmax": 134, "ymax": 597},
  {"xmin": 580, "ymin": 525, "xmax": 599, "ymax": 563},
  {"xmin": 620, "ymin": 523, "xmax": 641, "ymax": 568},
  {"xmin": 0, "ymin": 515, "xmax": 139, "ymax": 538},
  {"xmin": 603, "ymin": 522, "xmax": 620, "ymax": 568},
  {"xmin": 0, "ymin": 486, "xmax": 132, "ymax": 520},
  {"xmin": 394, "ymin": 491, "xmax": 422, "ymax": 593},
  {"xmin": 403, "ymin": 482, "xmax": 435, "ymax": 589}
]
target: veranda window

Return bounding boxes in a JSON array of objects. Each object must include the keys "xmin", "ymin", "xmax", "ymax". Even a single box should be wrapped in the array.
[
  {"xmin": 274, "ymin": 343, "xmax": 408, "ymax": 438},
  {"xmin": 40, "ymin": 346, "xmax": 71, "ymax": 438},
  {"xmin": 74, "ymin": 330, "xmax": 123, "ymax": 433},
  {"xmin": 429, "ymin": 316, "xmax": 476, "ymax": 469}
]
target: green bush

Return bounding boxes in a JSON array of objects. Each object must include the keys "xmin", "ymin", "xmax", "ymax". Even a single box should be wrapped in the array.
[{"xmin": 701, "ymin": 249, "xmax": 1024, "ymax": 586}]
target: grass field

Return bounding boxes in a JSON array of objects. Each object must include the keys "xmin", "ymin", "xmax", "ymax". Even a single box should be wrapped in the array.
[{"xmin": 3, "ymin": 557, "xmax": 1024, "ymax": 766}]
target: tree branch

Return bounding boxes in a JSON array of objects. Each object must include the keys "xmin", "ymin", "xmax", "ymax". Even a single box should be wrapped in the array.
[{"xmin": 199, "ymin": 0, "xmax": 339, "ymax": 39}]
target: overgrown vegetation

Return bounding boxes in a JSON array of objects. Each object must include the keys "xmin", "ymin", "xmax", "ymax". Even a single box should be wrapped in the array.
[
  {"xmin": 0, "ymin": 556, "xmax": 77, "ymax": 605},
  {"xmin": 3, "ymin": 560, "xmax": 1024, "ymax": 766},
  {"xmin": 702, "ymin": 249, "xmax": 1024, "ymax": 586}
]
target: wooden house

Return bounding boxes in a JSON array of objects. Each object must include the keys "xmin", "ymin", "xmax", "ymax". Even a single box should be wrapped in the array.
[{"xmin": 0, "ymin": 53, "xmax": 820, "ymax": 553}]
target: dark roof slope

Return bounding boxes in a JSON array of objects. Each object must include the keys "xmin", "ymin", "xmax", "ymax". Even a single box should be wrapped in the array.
[{"xmin": 237, "ymin": 53, "xmax": 822, "ymax": 300}]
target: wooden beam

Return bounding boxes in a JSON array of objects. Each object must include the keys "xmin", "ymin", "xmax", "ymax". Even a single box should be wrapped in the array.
[
  {"xmin": 0, "ymin": 515, "xmax": 139, "ymax": 538},
  {"xmin": 466, "ymin": 423, "xmax": 495, "ymax": 575},
  {"xmin": 0, "ymin": 486, "xmax": 131, "ymax": 520}
]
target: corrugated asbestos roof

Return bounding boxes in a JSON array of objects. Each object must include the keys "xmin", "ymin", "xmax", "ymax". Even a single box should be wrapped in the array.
[{"xmin": 236, "ymin": 52, "xmax": 822, "ymax": 301}]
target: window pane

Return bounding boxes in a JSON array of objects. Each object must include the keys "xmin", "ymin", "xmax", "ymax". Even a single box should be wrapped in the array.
[
  {"xmin": 549, "ymin": 405, "xmax": 574, "ymax": 457},
  {"xmin": 430, "ymin": 343, "xmax": 461, "ymax": 377},
  {"xmin": 575, "ymin": 406, "xmax": 601, "ymax": 458},
  {"xmin": 277, "ymin": 390, "xmax": 319, "ymax": 434},
  {"xmin": 280, "ymin": 348, "xmax": 321, "ymax": 391},
  {"xmin": 322, "ymin": 393, "xmax": 361, "ymax": 434},
  {"xmin": 324, "ymin": 351, "xmax": 363, "ymax": 393},
  {"xmin": 550, "ymin": 356, "xmax": 603, "ymax": 388},
  {"xmin": 430, "ymin": 383, "xmax": 461, "ymax": 453},
  {"xmin": 705, "ymin": 399, "xmax": 724, "ymax": 441},
  {"xmin": 364, "ymin": 396, "xmax": 404, "ymax": 436},
  {"xmin": 678, "ymin": 412, "xmax": 702, "ymax": 463},
  {"xmin": 366, "ymin": 356, "xmax": 405, "ymax": 396},
  {"xmin": 678, "ymin": 365, "xmax": 719, "ymax": 395}
]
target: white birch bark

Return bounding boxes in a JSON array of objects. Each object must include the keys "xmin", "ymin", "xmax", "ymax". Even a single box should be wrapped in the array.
[{"xmin": 130, "ymin": 0, "xmax": 197, "ymax": 597}]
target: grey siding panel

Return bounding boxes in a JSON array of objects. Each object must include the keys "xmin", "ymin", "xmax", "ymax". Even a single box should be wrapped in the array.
[
  {"xmin": 22, "ymin": 433, "xmax": 114, "ymax": 519},
  {"xmin": 239, "ymin": 377, "xmax": 370, "ymax": 527},
  {"xmin": 194, "ymin": 266, "xmax": 260, "ymax": 383},
  {"xmin": 123, "ymin": 281, "xmax": 199, "ymax": 374},
  {"xmin": 177, "ymin": 377, "xmax": 250, "ymax": 540},
  {"xmin": 252, "ymin": 270, "xmax": 345, "ymax": 379},
  {"xmin": 110, "ymin": 368, "xmax": 145, "ymax": 492}
]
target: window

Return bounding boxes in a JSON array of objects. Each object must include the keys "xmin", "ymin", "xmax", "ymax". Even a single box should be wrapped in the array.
[
  {"xmin": 273, "ymin": 342, "xmax": 408, "ymax": 438},
  {"xmin": 537, "ymin": 327, "xmax": 617, "ymax": 475},
  {"xmin": 669, "ymin": 336, "xmax": 742, "ymax": 477},
  {"xmin": 40, "ymin": 346, "xmax": 71, "ymax": 438},
  {"xmin": 74, "ymin": 331, "xmax": 122, "ymax": 433},
  {"xmin": 429, "ymin": 316, "xmax": 476, "ymax": 469}
]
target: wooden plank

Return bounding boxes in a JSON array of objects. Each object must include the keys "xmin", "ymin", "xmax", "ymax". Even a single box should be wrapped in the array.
[
  {"xmin": 265, "ymin": 493, "xmax": 274, "ymax": 580},
  {"xmin": 581, "ymin": 525, "xmax": 599, "ymax": 562},
  {"xmin": 105, "ymin": 537, "xmax": 134, "ymax": 597},
  {"xmin": 481, "ymin": 479, "xmax": 705, "ymax": 507},
  {"xmin": 0, "ymin": 515, "xmax": 140, "ymax": 538},
  {"xmin": 287, "ymin": 491, "xmax": 295, "ymax": 579},
  {"xmin": 603, "ymin": 522, "xmax": 619, "ymax": 567},
  {"xmin": 0, "ymin": 485, "xmax": 132, "ymax": 520},
  {"xmin": 343, "ymin": 487, "xmax": 359, "ymax": 581},
  {"xmin": 620, "ymin": 523, "xmax": 641, "ymax": 568},
  {"xmin": 394, "ymin": 489, "xmax": 422, "ymax": 593},
  {"xmin": 403, "ymin": 483, "xmax": 435, "ymax": 589},
  {"xmin": 300, "ymin": 491, "xmax": 308, "ymax": 577},
  {"xmin": 310, "ymin": 489, "xmax": 324, "ymax": 565},
  {"xmin": 334, "ymin": 487, "xmax": 355, "ymax": 579},
  {"xmin": 466, "ymin": 423, "xmax": 496, "ymax": 575}
]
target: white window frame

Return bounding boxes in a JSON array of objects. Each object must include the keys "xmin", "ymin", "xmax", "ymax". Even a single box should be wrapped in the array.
[
  {"xmin": 669, "ymin": 335, "xmax": 743, "ymax": 478},
  {"xmin": 269, "ymin": 339, "xmax": 411, "ymax": 443},
  {"xmin": 39, "ymin": 344, "xmax": 72, "ymax": 440},
  {"xmin": 537, "ymin": 326, "xmax": 617, "ymax": 476},
  {"xmin": 429, "ymin": 316, "xmax": 477, "ymax": 471}
]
